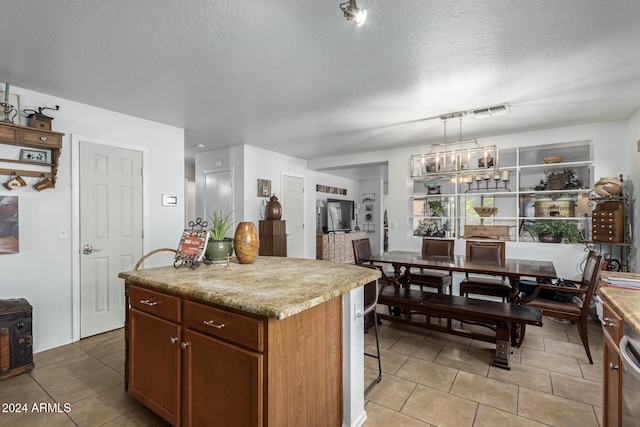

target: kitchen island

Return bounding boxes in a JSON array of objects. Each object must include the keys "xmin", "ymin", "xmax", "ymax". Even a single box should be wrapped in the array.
[
  {"xmin": 118, "ymin": 256, "xmax": 379, "ymax": 427},
  {"xmin": 598, "ymin": 271, "xmax": 640, "ymax": 427}
]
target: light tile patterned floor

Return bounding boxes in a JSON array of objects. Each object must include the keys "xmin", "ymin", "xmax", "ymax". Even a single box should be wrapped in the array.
[
  {"xmin": 0, "ymin": 312, "xmax": 603, "ymax": 426},
  {"xmin": 363, "ymin": 310, "xmax": 604, "ymax": 427}
]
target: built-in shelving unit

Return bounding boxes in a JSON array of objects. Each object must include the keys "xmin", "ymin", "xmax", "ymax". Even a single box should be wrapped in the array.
[{"xmin": 408, "ymin": 140, "xmax": 594, "ymax": 243}]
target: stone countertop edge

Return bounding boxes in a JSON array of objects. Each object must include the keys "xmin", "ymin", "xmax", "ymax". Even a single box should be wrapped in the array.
[
  {"xmin": 118, "ymin": 257, "xmax": 381, "ymax": 320},
  {"xmin": 599, "ymin": 271, "xmax": 640, "ymax": 335}
]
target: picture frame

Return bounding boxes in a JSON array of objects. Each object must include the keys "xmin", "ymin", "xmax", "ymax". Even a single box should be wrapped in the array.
[
  {"xmin": 20, "ymin": 149, "xmax": 48, "ymax": 162},
  {"xmin": 257, "ymin": 179, "xmax": 271, "ymax": 197}
]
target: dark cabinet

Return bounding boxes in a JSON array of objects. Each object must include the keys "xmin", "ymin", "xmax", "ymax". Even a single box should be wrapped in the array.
[{"xmin": 258, "ymin": 220, "xmax": 287, "ymax": 256}]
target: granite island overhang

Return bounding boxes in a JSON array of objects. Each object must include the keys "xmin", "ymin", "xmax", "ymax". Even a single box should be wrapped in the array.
[
  {"xmin": 118, "ymin": 256, "xmax": 380, "ymax": 319},
  {"xmin": 118, "ymin": 256, "xmax": 380, "ymax": 427}
]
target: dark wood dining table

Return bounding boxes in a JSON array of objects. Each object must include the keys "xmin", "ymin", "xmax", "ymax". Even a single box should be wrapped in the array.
[
  {"xmin": 362, "ymin": 250, "xmax": 558, "ymax": 349},
  {"xmin": 361, "ymin": 250, "xmax": 558, "ymax": 302}
]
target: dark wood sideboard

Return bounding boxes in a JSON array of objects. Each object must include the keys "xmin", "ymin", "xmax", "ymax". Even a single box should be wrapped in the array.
[{"xmin": 259, "ymin": 220, "xmax": 287, "ymax": 256}]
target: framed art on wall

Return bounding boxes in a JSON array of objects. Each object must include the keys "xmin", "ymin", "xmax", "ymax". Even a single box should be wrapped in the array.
[{"xmin": 0, "ymin": 196, "xmax": 19, "ymax": 254}]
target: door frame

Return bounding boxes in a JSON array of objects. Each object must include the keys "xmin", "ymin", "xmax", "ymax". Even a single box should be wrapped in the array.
[
  {"xmin": 281, "ymin": 172, "xmax": 305, "ymax": 258},
  {"xmin": 70, "ymin": 134, "xmax": 149, "ymax": 342}
]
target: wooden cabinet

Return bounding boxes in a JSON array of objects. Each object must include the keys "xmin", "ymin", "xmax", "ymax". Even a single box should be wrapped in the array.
[
  {"xmin": 258, "ymin": 220, "xmax": 287, "ymax": 256},
  {"xmin": 587, "ymin": 194, "xmax": 631, "ymax": 271},
  {"xmin": 316, "ymin": 231, "xmax": 367, "ymax": 263},
  {"xmin": 125, "ymin": 282, "xmax": 342, "ymax": 427},
  {"xmin": 0, "ymin": 122, "xmax": 65, "ymax": 186},
  {"xmin": 602, "ymin": 301, "xmax": 623, "ymax": 427}
]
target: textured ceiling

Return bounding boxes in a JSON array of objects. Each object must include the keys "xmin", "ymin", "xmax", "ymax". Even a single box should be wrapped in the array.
[{"xmin": 2, "ymin": 1, "xmax": 640, "ymax": 169}]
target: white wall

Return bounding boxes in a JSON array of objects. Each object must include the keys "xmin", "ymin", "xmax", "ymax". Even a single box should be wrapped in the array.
[
  {"xmin": 629, "ymin": 110, "xmax": 640, "ymax": 272},
  {"xmin": 195, "ymin": 145, "xmax": 322, "ymax": 259},
  {"xmin": 0, "ymin": 85, "xmax": 185, "ymax": 352},
  {"xmin": 356, "ymin": 179, "xmax": 385, "ymax": 255}
]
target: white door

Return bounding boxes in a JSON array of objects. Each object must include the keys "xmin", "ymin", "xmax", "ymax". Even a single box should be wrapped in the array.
[
  {"xmin": 282, "ymin": 175, "xmax": 304, "ymax": 258},
  {"xmin": 203, "ymin": 169, "xmax": 234, "ymax": 232},
  {"xmin": 80, "ymin": 142, "xmax": 143, "ymax": 338}
]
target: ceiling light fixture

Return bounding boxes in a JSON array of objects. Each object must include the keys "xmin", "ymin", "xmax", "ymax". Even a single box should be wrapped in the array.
[
  {"xmin": 340, "ymin": 0, "xmax": 367, "ymax": 27},
  {"xmin": 409, "ymin": 113, "xmax": 503, "ymax": 188},
  {"xmin": 469, "ymin": 103, "xmax": 511, "ymax": 118}
]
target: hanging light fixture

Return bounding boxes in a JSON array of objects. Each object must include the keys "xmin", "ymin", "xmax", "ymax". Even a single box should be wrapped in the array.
[
  {"xmin": 409, "ymin": 112, "xmax": 501, "ymax": 185},
  {"xmin": 340, "ymin": 0, "xmax": 367, "ymax": 27}
]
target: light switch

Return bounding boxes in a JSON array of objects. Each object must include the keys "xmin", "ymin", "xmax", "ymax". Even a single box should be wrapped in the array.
[{"xmin": 162, "ymin": 194, "xmax": 179, "ymax": 206}]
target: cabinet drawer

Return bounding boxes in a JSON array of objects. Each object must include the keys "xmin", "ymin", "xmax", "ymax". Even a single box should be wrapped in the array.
[
  {"xmin": 0, "ymin": 125, "xmax": 20, "ymax": 143},
  {"xmin": 184, "ymin": 300, "xmax": 263, "ymax": 352},
  {"xmin": 602, "ymin": 302, "xmax": 623, "ymax": 347},
  {"xmin": 21, "ymin": 129, "xmax": 62, "ymax": 148},
  {"xmin": 129, "ymin": 285, "xmax": 181, "ymax": 323}
]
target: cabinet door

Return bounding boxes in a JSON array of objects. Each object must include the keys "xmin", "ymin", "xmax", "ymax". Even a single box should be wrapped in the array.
[
  {"xmin": 129, "ymin": 308, "xmax": 181, "ymax": 426},
  {"xmin": 182, "ymin": 329, "xmax": 263, "ymax": 427},
  {"xmin": 603, "ymin": 334, "xmax": 621, "ymax": 427}
]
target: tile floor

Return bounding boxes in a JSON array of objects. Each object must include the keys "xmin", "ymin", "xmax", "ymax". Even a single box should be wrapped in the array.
[{"xmin": 0, "ymin": 312, "xmax": 604, "ymax": 426}]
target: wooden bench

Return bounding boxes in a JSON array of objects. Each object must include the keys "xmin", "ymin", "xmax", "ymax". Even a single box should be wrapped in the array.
[{"xmin": 377, "ymin": 287, "xmax": 542, "ymax": 369}]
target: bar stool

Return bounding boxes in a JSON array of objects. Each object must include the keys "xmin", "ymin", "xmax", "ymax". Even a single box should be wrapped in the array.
[{"xmin": 363, "ymin": 279, "xmax": 382, "ymax": 395}]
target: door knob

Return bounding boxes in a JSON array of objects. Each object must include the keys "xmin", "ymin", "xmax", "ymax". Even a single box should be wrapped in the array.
[{"xmin": 82, "ymin": 244, "xmax": 102, "ymax": 255}]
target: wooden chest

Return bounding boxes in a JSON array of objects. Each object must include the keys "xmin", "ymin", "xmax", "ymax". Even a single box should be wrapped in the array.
[
  {"xmin": 0, "ymin": 298, "xmax": 34, "ymax": 380},
  {"xmin": 592, "ymin": 201, "xmax": 624, "ymax": 243}
]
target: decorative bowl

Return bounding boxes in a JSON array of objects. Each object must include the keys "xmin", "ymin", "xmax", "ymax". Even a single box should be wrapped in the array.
[
  {"xmin": 542, "ymin": 156, "xmax": 564, "ymax": 164},
  {"xmin": 474, "ymin": 207, "xmax": 498, "ymax": 217}
]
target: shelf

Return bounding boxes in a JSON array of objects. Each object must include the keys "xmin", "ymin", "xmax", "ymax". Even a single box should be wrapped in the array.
[
  {"xmin": 518, "ymin": 160, "xmax": 593, "ymax": 170},
  {"xmin": 0, "ymin": 122, "xmax": 64, "ymax": 188},
  {"xmin": 584, "ymin": 241, "xmax": 631, "ymax": 247},
  {"xmin": 408, "ymin": 140, "xmax": 595, "ymax": 242},
  {"xmin": 518, "ymin": 189, "xmax": 591, "ymax": 197}
]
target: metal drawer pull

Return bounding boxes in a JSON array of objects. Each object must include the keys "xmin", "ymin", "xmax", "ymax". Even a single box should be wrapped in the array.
[
  {"xmin": 609, "ymin": 362, "xmax": 619, "ymax": 371},
  {"xmin": 203, "ymin": 320, "xmax": 226, "ymax": 329},
  {"xmin": 139, "ymin": 299, "xmax": 158, "ymax": 306},
  {"xmin": 601, "ymin": 317, "xmax": 615, "ymax": 327},
  {"xmin": 40, "ymin": 136, "xmax": 47, "ymax": 141},
  {"xmin": 181, "ymin": 342, "xmax": 189, "ymax": 349},
  {"xmin": 169, "ymin": 337, "xmax": 178, "ymax": 344}
]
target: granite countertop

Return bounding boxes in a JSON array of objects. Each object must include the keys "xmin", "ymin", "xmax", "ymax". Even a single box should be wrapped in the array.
[
  {"xmin": 118, "ymin": 256, "xmax": 380, "ymax": 320},
  {"xmin": 599, "ymin": 271, "xmax": 640, "ymax": 335}
]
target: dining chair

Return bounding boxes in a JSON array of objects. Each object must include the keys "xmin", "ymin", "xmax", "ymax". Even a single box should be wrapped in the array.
[
  {"xmin": 519, "ymin": 250, "xmax": 603, "ymax": 363},
  {"xmin": 409, "ymin": 238, "xmax": 454, "ymax": 294},
  {"xmin": 352, "ymin": 238, "xmax": 393, "ymax": 284},
  {"xmin": 459, "ymin": 240, "xmax": 511, "ymax": 301}
]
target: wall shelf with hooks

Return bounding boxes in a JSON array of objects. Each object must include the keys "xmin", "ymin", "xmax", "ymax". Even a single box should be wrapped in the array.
[{"xmin": 0, "ymin": 122, "xmax": 64, "ymax": 188}]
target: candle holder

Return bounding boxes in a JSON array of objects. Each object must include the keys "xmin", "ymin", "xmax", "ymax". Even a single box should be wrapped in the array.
[
  {"xmin": 1, "ymin": 102, "xmax": 17, "ymax": 124},
  {"xmin": 501, "ymin": 178, "xmax": 511, "ymax": 192}
]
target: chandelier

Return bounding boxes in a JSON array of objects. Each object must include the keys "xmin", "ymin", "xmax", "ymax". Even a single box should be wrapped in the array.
[{"xmin": 409, "ymin": 112, "xmax": 509, "ymax": 190}]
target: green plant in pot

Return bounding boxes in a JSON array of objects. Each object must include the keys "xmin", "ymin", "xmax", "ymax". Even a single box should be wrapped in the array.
[
  {"xmin": 205, "ymin": 210, "xmax": 235, "ymax": 262},
  {"xmin": 528, "ymin": 220, "xmax": 584, "ymax": 243}
]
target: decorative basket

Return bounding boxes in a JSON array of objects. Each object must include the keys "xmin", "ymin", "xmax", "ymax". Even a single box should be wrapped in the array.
[
  {"xmin": 542, "ymin": 156, "xmax": 563, "ymax": 164},
  {"xmin": 473, "ymin": 207, "xmax": 498, "ymax": 217}
]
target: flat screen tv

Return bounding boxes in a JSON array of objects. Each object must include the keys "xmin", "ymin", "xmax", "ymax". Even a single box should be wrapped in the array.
[{"xmin": 326, "ymin": 199, "xmax": 354, "ymax": 232}]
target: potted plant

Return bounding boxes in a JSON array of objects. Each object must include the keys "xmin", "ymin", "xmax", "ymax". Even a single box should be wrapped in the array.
[
  {"xmin": 528, "ymin": 220, "xmax": 584, "ymax": 243},
  {"xmin": 205, "ymin": 209, "xmax": 235, "ymax": 261},
  {"xmin": 414, "ymin": 200, "xmax": 449, "ymax": 237}
]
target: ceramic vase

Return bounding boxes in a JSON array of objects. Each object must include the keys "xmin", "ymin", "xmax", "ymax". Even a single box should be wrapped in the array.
[
  {"xmin": 265, "ymin": 194, "xmax": 282, "ymax": 220},
  {"xmin": 594, "ymin": 176, "xmax": 623, "ymax": 197},
  {"xmin": 233, "ymin": 222, "xmax": 259, "ymax": 264},
  {"xmin": 205, "ymin": 238, "xmax": 234, "ymax": 262}
]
